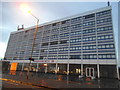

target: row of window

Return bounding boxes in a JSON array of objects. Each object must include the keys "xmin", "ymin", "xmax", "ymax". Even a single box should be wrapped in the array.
[
  {"xmin": 39, "ymin": 25, "xmax": 112, "ymax": 37},
  {"xmin": 71, "ymin": 31, "xmax": 81, "ymax": 35},
  {"xmin": 69, "ymin": 38, "xmax": 81, "ymax": 43},
  {"xmin": 52, "ymin": 28, "xmax": 59, "ymax": 32},
  {"xmin": 41, "ymin": 10, "xmax": 110, "ymax": 28},
  {"xmin": 43, "ymin": 30, "xmax": 50, "ymax": 34},
  {"xmin": 41, "ymin": 35, "xmax": 114, "ymax": 46},
  {"xmin": 83, "ymin": 28, "xmax": 96, "ymax": 34},
  {"xmin": 83, "ymin": 45, "xmax": 96, "ymax": 50},
  {"xmin": 44, "ymin": 55, "xmax": 69, "ymax": 59},
  {"xmin": 41, "ymin": 26, "xmax": 112, "ymax": 37},
  {"xmin": 42, "ymin": 40, "xmax": 68, "ymax": 46},
  {"xmin": 51, "ymin": 35, "xmax": 58, "ymax": 38},
  {"xmin": 83, "ymin": 21, "xmax": 95, "ymax": 26},
  {"xmin": 42, "ymin": 55, "xmax": 81, "ymax": 59},
  {"xmin": 97, "ymin": 26, "xmax": 112, "ymax": 32},
  {"xmin": 96, "ymin": 10, "xmax": 111, "ymax": 16},
  {"xmin": 60, "ymin": 33, "xmax": 69, "ymax": 37},
  {"xmin": 42, "ymin": 44, "xmax": 114, "ymax": 52},
  {"xmin": 83, "ymin": 54, "xmax": 116, "ymax": 59},
  {"xmin": 83, "ymin": 54, "xmax": 97, "ymax": 59},
  {"xmin": 70, "ymin": 46, "xmax": 81, "ymax": 51},
  {"xmin": 98, "ymin": 44, "xmax": 114, "ymax": 49},
  {"xmin": 71, "ymin": 17, "xmax": 82, "ymax": 24},
  {"xmin": 44, "ymin": 46, "xmax": 81, "ymax": 52},
  {"xmin": 98, "ymin": 54, "xmax": 116, "ymax": 59},
  {"xmin": 96, "ymin": 18, "xmax": 111, "ymax": 24},
  {"xmin": 42, "ymin": 26, "xmax": 112, "ymax": 37},
  {"xmin": 71, "ymin": 24, "xmax": 82, "ymax": 29},
  {"xmin": 83, "ymin": 36, "xmax": 96, "ymax": 41},
  {"xmin": 83, "ymin": 14, "xmax": 95, "ymax": 19},
  {"xmin": 6, "ymin": 53, "xmax": 116, "ymax": 60},
  {"xmin": 61, "ymin": 26, "xmax": 70, "ymax": 31},
  {"xmin": 97, "ymin": 34, "xmax": 113, "ymax": 40}
]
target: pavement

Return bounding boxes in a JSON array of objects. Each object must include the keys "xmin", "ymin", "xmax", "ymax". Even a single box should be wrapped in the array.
[{"xmin": 2, "ymin": 71, "xmax": 120, "ymax": 89}]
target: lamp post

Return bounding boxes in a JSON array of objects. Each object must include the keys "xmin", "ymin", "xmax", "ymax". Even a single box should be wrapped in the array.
[{"xmin": 26, "ymin": 11, "xmax": 39, "ymax": 79}]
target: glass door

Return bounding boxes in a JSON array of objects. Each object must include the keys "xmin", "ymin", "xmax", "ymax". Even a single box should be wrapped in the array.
[{"xmin": 86, "ymin": 67, "xmax": 95, "ymax": 77}]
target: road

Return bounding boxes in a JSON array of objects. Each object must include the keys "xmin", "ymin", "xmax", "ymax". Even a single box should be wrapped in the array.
[
  {"xmin": 1, "ymin": 79, "xmax": 50, "ymax": 90},
  {"xmin": 2, "ymin": 71, "xmax": 120, "ymax": 89}
]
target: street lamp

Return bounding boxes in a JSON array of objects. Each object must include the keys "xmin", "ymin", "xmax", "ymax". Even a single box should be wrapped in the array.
[
  {"xmin": 20, "ymin": 4, "xmax": 39, "ymax": 79},
  {"xmin": 27, "ymin": 11, "xmax": 39, "ymax": 79}
]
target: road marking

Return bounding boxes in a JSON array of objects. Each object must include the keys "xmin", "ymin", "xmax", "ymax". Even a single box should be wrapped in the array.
[
  {"xmin": 0, "ymin": 78, "xmax": 42, "ymax": 89},
  {"xmin": 0, "ymin": 78, "xmax": 55, "ymax": 89},
  {"xmin": 7, "ymin": 81, "xmax": 19, "ymax": 86}
]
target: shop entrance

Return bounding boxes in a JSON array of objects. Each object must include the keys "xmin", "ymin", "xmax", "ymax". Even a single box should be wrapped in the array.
[{"xmin": 86, "ymin": 67, "xmax": 95, "ymax": 77}]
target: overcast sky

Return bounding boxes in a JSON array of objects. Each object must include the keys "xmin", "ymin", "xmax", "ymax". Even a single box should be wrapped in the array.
[{"xmin": 0, "ymin": 2, "xmax": 118, "ymax": 58}]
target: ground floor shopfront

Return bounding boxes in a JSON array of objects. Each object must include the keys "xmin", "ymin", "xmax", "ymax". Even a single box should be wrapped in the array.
[{"xmin": 12, "ymin": 63, "xmax": 118, "ymax": 79}]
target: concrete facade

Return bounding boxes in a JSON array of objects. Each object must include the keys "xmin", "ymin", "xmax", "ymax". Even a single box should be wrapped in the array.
[{"xmin": 4, "ymin": 6, "xmax": 118, "ymax": 79}]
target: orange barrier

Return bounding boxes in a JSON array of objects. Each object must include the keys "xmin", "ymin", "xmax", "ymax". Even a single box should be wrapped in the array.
[{"xmin": 9, "ymin": 63, "xmax": 18, "ymax": 75}]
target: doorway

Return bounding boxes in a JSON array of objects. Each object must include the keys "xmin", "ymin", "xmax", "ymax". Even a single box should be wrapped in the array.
[{"xmin": 86, "ymin": 67, "xmax": 95, "ymax": 77}]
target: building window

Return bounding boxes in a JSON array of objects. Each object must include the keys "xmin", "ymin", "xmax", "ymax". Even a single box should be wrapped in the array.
[
  {"xmin": 60, "ymin": 33, "xmax": 69, "ymax": 37},
  {"xmin": 98, "ymin": 44, "xmax": 114, "ymax": 49},
  {"xmin": 71, "ymin": 24, "xmax": 81, "ymax": 29},
  {"xmin": 83, "ymin": 21, "xmax": 95, "ymax": 26},
  {"xmin": 83, "ymin": 45, "xmax": 96, "ymax": 50},
  {"xmin": 97, "ymin": 18, "xmax": 111, "ymax": 24},
  {"xmin": 61, "ymin": 21, "xmax": 67, "ymax": 24},
  {"xmin": 61, "ymin": 26, "xmax": 70, "ymax": 31},
  {"xmin": 58, "ymin": 55, "xmax": 68, "ymax": 59},
  {"xmin": 60, "ymin": 40, "xmax": 67, "ymax": 44},
  {"xmin": 96, "ymin": 10, "xmax": 111, "ymax": 16},
  {"xmin": 71, "ymin": 31, "xmax": 81, "ymax": 36},
  {"xmin": 52, "ymin": 28, "xmax": 59, "ymax": 32},
  {"xmin": 59, "ymin": 47, "xmax": 68, "ymax": 51},
  {"xmin": 71, "ymin": 17, "xmax": 82, "ymax": 24},
  {"xmin": 70, "ymin": 55, "xmax": 81, "ymax": 59},
  {"xmin": 84, "ymin": 14, "xmax": 95, "ymax": 19},
  {"xmin": 83, "ymin": 28, "xmax": 96, "ymax": 34},
  {"xmin": 97, "ymin": 34, "xmax": 113, "ymax": 40},
  {"xmin": 70, "ymin": 46, "xmax": 81, "ymax": 51},
  {"xmin": 51, "ymin": 35, "xmax": 58, "ymax": 39},
  {"xmin": 98, "ymin": 54, "xmax": 116, "ymax": 59},
  {"xmin": 61, "ymin": 20, "xmax": 70, "ymax": 24},
  {"xmin": 50, "ymin": 41, "xmax": 58, "ymax": 45},
  {"xmin": 39, "ymin": 56, "xmax": 44, "ymax": 59},
  {"xmin": 83, "ymin": 36, "xmax": 96, "ymax": 42},
  {"xmin": 42, "ymin": 43, "xmax": 49, "ymax": 46},
  {"xmin": 97, "ymin": 26, "xmax": 112, "ymax": 32},
  {"xmin": 52, "ymin": 23, "xmax": 57, "ymax": 26},
  {"xmin": 83, "ymin": 54, "xmax": 97, "ymax": 59},
  {"xmin": 69, "ymin": 38, "xmax": 81, "ymax": 43}
]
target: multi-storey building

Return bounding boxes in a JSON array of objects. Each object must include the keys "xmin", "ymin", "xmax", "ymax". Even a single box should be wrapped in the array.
[{"xmin": 4, "ymin": 6, "xmax": 119, "ymax": 79}]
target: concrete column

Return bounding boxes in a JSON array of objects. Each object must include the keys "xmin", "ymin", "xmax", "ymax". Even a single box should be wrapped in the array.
[
  {"xmin": 36, "ymin": 63, "xmax": 39, "ymax": 72},
  {"xmin": 67, "ymin": 64, "xmax": 69, "ymax": 75},
  {"xmin": 55, "ymin": 63, "xmax": 58, "ymax": 74},
  {"xmin": 21, "ymin": 63, "xmax": 24, "ymax": 71},
  {"xmin": 97, "ymin": 64, "xmax": 100, "ymax": 78},
  {"xmin": 81, "ymin": 64, "xmax": 83, "ymax": 76},
  {"xmin": 45, "ymin": 65, "xmax": 47, "ymax": 73},
  {"xmin": 116, "ymin": 66, "xmax": 120, "ymax": 80}
]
